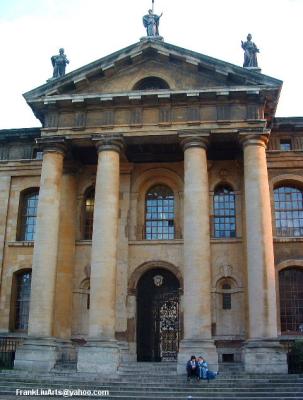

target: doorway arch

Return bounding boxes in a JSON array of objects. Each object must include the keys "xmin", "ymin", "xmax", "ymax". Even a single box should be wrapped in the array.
[{"xmin": 136, "ymin": 268, "xmax": 180, "ymax": 362}]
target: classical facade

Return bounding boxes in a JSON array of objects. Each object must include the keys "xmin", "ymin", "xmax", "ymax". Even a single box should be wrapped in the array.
[{"xmin": 0, "ymin": 38, "xmax": 302, "ymax": 374}]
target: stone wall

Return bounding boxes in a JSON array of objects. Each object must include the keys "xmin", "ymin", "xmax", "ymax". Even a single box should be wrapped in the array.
[{"xmin": 0, "ymin": 134, "xmax": 302, "ymax": 353}]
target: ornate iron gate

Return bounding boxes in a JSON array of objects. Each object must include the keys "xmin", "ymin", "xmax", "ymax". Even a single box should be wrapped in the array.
[
  {"xmin": 0, "ymin": 337, "xmax": 23, "ymax": 370},
  {"xmin": 152, "ymin": 291, "xmax": 180, "ymax": 361}
]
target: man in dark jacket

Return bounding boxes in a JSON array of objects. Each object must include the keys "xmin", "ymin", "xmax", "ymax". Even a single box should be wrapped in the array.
[{"xmin": 186, "ymin": 355, "xmax": 198, "ymax": 382}]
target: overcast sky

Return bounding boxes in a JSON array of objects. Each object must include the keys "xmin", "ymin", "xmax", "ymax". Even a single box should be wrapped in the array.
[{"xmin": 0, "ymin": 0, "xmax": 302, "ymax": 129}]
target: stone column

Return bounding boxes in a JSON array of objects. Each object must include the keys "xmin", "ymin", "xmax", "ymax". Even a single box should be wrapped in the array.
[
  {"xmin": 77, "ymin": 135, "xmax": 123, "ymax": 375},
  {"xmin": 14, "ymin": 140, "xmax": 66, "ymax": 371},
  {"xmin": 177, "ymin": 135, "xmax": 217, "ymax": 373},
  {"xmin": 53, "ymin": 171, "xmax": 77, "ymax": 340},
  {"xmin": 53, "ymin": 169, "xmax": 78, "ymax": 364},
  {"xmin": 241, "ymin": 133, "xmax": 287, "ymax": 373},
  {"xmin": 116, "ymin": 166, "xmax": 134, "ymax": 362}
]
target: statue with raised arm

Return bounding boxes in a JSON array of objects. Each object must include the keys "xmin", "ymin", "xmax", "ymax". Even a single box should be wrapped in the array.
[
  {"xmin": 143, "ymin": 9, "xmax": 163, "ymax": 37},
  {"xmin": 51, "ymin": 48, "xmax": 69, "ymax": 78},
  {"xmin": 241, "ymin": 34, "xmax": 259, "ymax": 68}
]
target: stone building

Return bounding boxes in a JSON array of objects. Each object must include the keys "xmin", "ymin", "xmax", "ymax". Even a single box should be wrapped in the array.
[{"xmin": 0, "ymin": 38, "xmax": 302, "ymax": 374}]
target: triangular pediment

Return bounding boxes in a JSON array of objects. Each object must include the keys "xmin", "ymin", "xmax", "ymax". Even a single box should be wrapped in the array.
[{"xmin": 24, "ymin": 39, "xmax": 282, "ymax": 101}]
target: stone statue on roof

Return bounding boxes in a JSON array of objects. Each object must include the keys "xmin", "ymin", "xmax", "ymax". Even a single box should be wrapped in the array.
[
  {"xmin": 241, "ymin": 34, "xmax": 259, "ymax": 68},
  {"xmin": 51, "ymin": 48, "xmax": 69, "ymax": 79},
  {"xmin": 143, "ymin": 8, "xmax": 163, "ymax": 37}
]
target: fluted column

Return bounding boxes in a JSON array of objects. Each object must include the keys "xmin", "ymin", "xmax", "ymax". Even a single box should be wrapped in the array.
[
  {"xmin": 89, "ymin": 136, "xmax": 124, "ymax": 339},
  {"xmin": 177, "ymin": 134, "xmax": 217, "ymax": 373},
  {"xmin": 28, "ymin": 142, "xmax": 66, "ymax": 338},
  {"xmin": 182, "ymin": 136, "xmax": 212, "ymax": 339},
  {"xmin": 241, "ymin": 134, "xmax": 277, "ymax": 339},
  {"xmin": 241, "ymin": 133, "xmax": 286, "ymax": 373}
]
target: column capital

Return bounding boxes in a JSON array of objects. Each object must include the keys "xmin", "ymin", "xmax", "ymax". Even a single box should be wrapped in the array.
[
  {"xmin": 92, "ymin": 134, "xmax": 124, "ymax": 154},
  {"xmin": 179, "ymin": 134, "xmax": 210, "ymax": 152},
  {"xmin": 239, "ymin": 132, "xmax": 270, "ymax": 149},
  {"xmin": 36, "ymin": 137, "xmax": 67, "ymax": 156}
]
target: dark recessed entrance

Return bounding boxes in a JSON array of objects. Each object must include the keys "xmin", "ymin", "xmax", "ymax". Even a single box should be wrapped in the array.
[{"xmin": 137, "ymin": 268, "xmax": 180, "ymax": 362}]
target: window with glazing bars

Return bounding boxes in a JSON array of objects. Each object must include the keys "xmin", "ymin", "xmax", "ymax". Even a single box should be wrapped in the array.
[
  {"xmin": 280, "ymin": 139, "xmax": 292, "ymax": 151},
  {"xmin": 279, "ymin": 268, "xmax": 303, "ymax": 333},
  {"xmin": 15, "ymin": 271, "xmax": 31, "ymax": 331},
  {"xmin": 213, "ymin": 186, "xmax": 236, "ymax": 238},
  {"xmin": 84, "ymin": 188, "xmax": 95, "ymax": 240},
  {"xmin": 19, "ymin": 190, "xmax": 39, "ymax": 241},
  {"xmin": 274, "ymin": 186, "xmax": 303, "ymax": 237},
  {"xmin": 222, "ymin": 283, "xmax": 232, "ymax": 310},
  {"xmin": 145, "ymin": 185, "xmax": 175, "ymax": 240}
]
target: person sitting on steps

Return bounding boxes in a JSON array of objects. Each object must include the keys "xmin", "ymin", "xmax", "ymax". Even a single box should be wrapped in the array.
[
  {"xmin": 197, "ymin": 356, "xmax": 219, "ymax": 382},
  {"xmin": 186, "ymin": 355, "xmax": 198, "ymax": 382}
]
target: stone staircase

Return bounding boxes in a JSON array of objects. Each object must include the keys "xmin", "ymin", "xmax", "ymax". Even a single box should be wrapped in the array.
[{"xmin": 0, "ymin": 362, "xmax": 302, "ymax": 399}]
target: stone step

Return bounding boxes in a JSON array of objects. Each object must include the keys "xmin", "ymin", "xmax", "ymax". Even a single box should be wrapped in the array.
[
  {"xmin": 0, "ymin": 383, "xmax": 302, "ymax": 393},
  {"xmin": 2, "ymin": 370, "xmax": 300, "ymax": 378},
  {"xmin": 0, "ymin": 370, "xmax": 303, "ymax": 400},
  {"xmin": 0, "ymin": 377, "xmax": 302, "ymax": 384},
  {"xmin": 0, "ymin": 380, "xmax": 302, "ymax": 389},
  {"xmin": 1, "ymin": 393, "xmax": 303, "ymax": 400},
  {"xmin": 0, "ymin": 378, "xmax": 302, "ymax": 386},
  {"xmin": 218, "ymin": 364, "xmax": 244, "ymax": 372},
  {"xmin": 1, "ymin": 378, "xmax": 303, "ymax": 386},
  {"xmin": 0, "ymin": 384, "xmax": 302, "ymax": 393},
  {"xmin": 0, "ymin": 386, "xmax": 302, "ymax": 396},
  {"xmin": 0, "ymin": 377, "xmax": 302, "ymax": 399},
  {"xmin": 114, "ymin": 376, "xmax": 303, "ymax": 381},
  {"xmin": 1, "ymin": 383, "xmax": 303, "ymax": 391},
  {"xmin": 8, "ymin": 378, "xmax": 303, "ymax": 383},
  {"xmin": 0, "ymin": 376, "xmax": 302, "ymax": 383}
]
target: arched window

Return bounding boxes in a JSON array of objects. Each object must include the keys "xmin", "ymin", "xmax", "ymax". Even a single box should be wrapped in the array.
[
  {"xmin": 222, "ymin": 282, "xmax": 232, "ymax": 310},
  {"xmin": 274, "ymin": 186, "xmax": 303, "ymax": 237},
  {"xmin": 133, "ymin": 77, "xmax": 170, "ymax": 91},
  {"xmin": 145, "ymin": 185, "xmax": 175, "ymax": 240},
  {"xmin": 13, "ymin": 270, "xmax": 32, "ymax": 331},
  {"xmin": 213, "ymin": 185, "xmax": 236, "ymax": 238},
  {"xmin": 18, "ymin": 189, "xmax": 39, "ymax": 241},
  {"xmin": 83, "ymin": 187, "xmax": 95, "ymax": 240},
  {"xmin": 279, "ymin": 268, "xmax": 303, "ymax": 333}
]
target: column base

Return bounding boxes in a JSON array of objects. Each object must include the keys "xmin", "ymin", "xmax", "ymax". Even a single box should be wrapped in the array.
[
  {"xmin": 243, "ymin": 340, "xmax": 287, "ymax": 374},
  {"xmin": 14, "ymin": 337, "xmax": 57, "ymax": 372},
  {"xmin": 77, "ymin": 339, "xmax": 119, "ymax": 375},
  {"xmin": 177, "ymin": 339, "xmax": 218, "ymax": 375},
  {"xmin": 117, "ymin": 341, "xmax": 136, "ymax": 363},
  {"xmin": 55, "ymin": 338, "xmax": 77, "ymax": 364}
]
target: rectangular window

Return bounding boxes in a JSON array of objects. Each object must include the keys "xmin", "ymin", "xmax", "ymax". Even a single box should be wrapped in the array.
[
  {"xmin": 280, "ymin": 139, "xmax": 292, "ymax": 151},
  {"xmin": 33, "ymin": 149, "xmax": 43, "ymax": 160},
  {"xmin": 223, "ymin": 293, "xmax": 231, "ymax": 310},
  {"xmin": 145, "ymin": 186, "xmax": 175, "ymax": 240},
  {"xmin": 222, "ymin": 354, "xmax": 234, "ymax": 363}
]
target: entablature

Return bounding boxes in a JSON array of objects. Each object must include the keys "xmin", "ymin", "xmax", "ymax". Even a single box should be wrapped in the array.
[
  {"xmin": 36, "ymin": 124, "xmax": 269, "ymax": 163},
  {"xmin": 36, "ymin": 89, "xmax": 269, "ymax": 136},
  {"xmin": 38, "ymin": 86, "xmax": 269, "ymax": 105}
]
